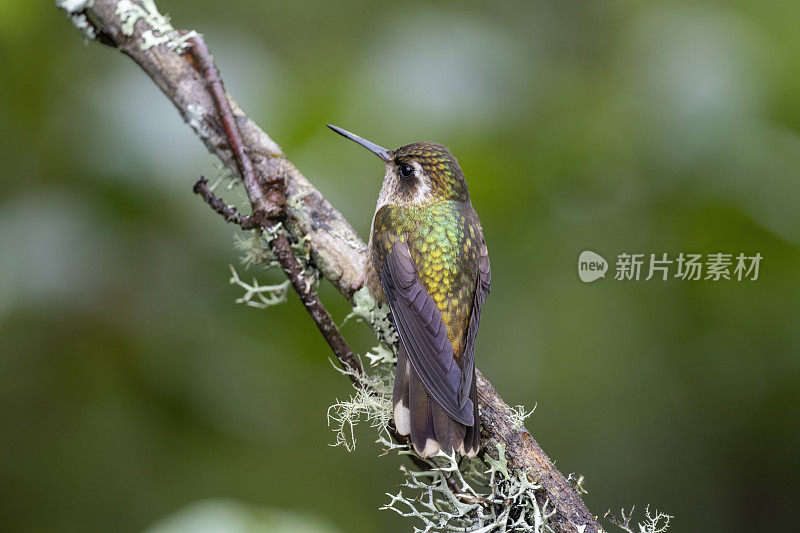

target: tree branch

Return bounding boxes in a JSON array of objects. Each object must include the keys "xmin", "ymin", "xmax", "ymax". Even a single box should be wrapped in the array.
[
  {"xmin": 192, "ymin": 176, "xmax": 255, "ymax": 228},
  {"xmin": 59, "ymin": 1, "xmax": 602, "ymax": 531},
  {"xmin": 186, "ymin": 34, "xmax": 360, "ymax": 379}
]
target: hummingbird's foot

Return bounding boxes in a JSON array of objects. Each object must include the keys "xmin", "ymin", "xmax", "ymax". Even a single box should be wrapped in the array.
[{"xmin": 350, "ymin": 270, "xmax": 365, "ymax": 293}]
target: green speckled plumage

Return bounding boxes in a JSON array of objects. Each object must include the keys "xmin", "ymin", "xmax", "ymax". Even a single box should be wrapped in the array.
[{"xmin": 371, "ymin": 200, "xmax": 481, "ymax": 359}]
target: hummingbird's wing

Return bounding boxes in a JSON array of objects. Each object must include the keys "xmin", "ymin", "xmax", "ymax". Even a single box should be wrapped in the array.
[
  {"xmin": 380, "ymin": 240, "xmax": 474, "ymax": 426},
  {"xmin": 458, "ymin": 227, "xmax": 491, "ymax": 405},
  {"xmin": 460, "ymin": 230, "xmax": 491, "ymax": 454}
]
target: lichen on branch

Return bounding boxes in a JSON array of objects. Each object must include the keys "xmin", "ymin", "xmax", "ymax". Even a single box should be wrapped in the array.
[{"xmin": 326, "ymin": 361, "xmax": 394, "ymax": 452}]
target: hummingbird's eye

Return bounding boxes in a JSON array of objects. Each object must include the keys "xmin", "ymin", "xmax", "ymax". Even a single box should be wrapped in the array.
[{"xmin": 399, "ymin": 164, "xmax": 414, "ymax": 178}]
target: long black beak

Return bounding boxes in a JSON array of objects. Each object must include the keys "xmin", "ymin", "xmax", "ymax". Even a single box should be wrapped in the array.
[{"xmin": 327, "ymin": 124, "xmax": 390, "ymax": 162}]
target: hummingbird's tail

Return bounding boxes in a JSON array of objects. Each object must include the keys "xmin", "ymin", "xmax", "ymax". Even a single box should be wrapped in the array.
[{"xmin": 392, "ymin": 347, "xmax": 480, "ymax": 458}]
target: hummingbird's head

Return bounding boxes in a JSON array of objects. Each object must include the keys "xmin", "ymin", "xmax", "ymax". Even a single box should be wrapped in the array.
[{"xmin": 327, "ymin": 125, "xmax": 469, "ymax": 207}]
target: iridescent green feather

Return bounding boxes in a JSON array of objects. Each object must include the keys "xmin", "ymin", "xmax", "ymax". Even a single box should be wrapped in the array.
[{"xmin": 372, "ymin": 201, "xmax": 480, "ymax": 358}]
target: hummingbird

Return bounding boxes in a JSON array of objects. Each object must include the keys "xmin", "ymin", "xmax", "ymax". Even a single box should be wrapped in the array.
[{"xmin": 328, "ymin": 125, "xmax": 491, "ymax": 458}]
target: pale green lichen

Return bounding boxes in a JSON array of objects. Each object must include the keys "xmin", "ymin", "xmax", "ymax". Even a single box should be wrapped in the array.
[
  {"xmin": 234, "ymin": 223, "xmax": 312, "ymax": 270},
  {"xmin": 342, "ymin": 287, "xmax": 397, "ymax": 366},
  {"xmin": 284, "ymin": 192, "xmax": 312, "ymax": 224},
  {"xmin": 57, "ymin": 0, "xmax": 93, "ymax": 10},
  {"xmin": 510, "ymin": 403, "xmax": 536, "ymax": 431},
  {"xmin": 234, "ymin": 231, "xmax": 279, "ymax": 270},
  {"xmin": 185, "ymin": 104, "xmax": 211, "ymax": 139},
  {"xmin": 344, "ymin": 287, "xmax": 397, "ymax": 347},
  {"xmin": 364, "ymin": 343, "xmax": 395, "ymax": 366},
  {"xmin": 327, "ymin": 289, "xmax": 398, "ymax": 450},
  {"xmin": 381, "ymin": 442, "xmax": 555, "ymax": 533},
  {"xmin": 230, "ymin": 223, "xmax": 316, "ymax": 309},
  {"xmin": 56, "ymin": 0, "xmax": 97, "ymax": 41},
  {"xmin": 326, "ymin": 360, "xmax": 394, "ymax": 451},
  {"xmin": 284, "ymin": 191, "xmax": 366, "ymax": 255},
  {"xmin": 605, "ymin": 506, "xmax": 672, "ymax": 533},
  {"xmin": 228, "ymin": 265, "xmax": 289, "ymax": 309},
  {"xmin": 115, "ymin": 0, "xmax": 199, "ymax": 52}
]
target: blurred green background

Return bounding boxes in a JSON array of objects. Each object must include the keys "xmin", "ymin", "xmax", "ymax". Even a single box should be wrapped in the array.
[{"xmin": 2, "ymin": 1, "xmax": 799, "ymax": 531}]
